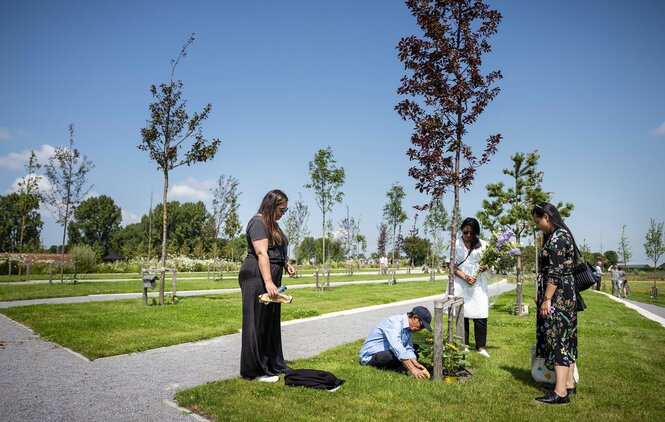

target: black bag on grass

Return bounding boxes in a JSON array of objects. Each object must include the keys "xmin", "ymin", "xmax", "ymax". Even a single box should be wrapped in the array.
[{"xmin": 284, "ymin": 369, "xmax": 345, "ymax": 391}]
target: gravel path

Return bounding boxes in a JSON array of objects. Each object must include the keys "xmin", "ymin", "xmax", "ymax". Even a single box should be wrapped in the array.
[{"xmin": 0, "ymin": 282, "xmax": 514, "ymax": 422}]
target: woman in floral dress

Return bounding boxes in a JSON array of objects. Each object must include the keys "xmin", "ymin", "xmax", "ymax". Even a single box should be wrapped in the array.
[{"xmin": 532, "ymin": 202, "xmax": 578, "ymax": 405}]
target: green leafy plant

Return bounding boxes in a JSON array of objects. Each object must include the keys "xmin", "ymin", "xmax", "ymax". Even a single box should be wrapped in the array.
[{"xmin": 417, "ymin": 332, "xmax": 467, "ymax": 376}]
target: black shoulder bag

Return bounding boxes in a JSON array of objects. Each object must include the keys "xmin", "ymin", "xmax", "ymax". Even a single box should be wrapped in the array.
[{"xmin": 572, "ymin": 249, "xmax": 600, "ymax": 292}]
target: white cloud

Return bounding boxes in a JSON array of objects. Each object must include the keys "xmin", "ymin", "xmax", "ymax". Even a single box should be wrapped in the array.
[
  {"xmin": 0, "ymin": 144, "xmax": 56, "ymax": 171},
  {"xmin": 650, "ymin": 121, "xmax": 665, "ymax": 136},
  {"xmin": 6, "ymin": 175, "xmax": 52, "ymax": 195},
  {"xmin": 169, "ymin": 177, "xmax": 215, "ymax": 202},
  {"xmin": 122, "ymin": 210, "xmax": 141, "ymax": 226},
  {"xmin": 0, "ymin": 127, "xmax": 10, "ymax": 140}
]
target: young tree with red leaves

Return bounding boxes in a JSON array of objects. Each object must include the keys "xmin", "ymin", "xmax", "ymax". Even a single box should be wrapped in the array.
[{"xmin": 396, "ymin": 0, "xmax": 503, "ymax": 339}]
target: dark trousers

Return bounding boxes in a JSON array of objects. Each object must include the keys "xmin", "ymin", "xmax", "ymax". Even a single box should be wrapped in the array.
[
  {"xmin": 367, "ymin": 346, "xmax": 420, "ymax": 372},
  {"xmin": 367, "ymin": 351, "xmax": 402, "ymax": 370},
  {"xmin": 239, "ymin": 256, "xmax": 288, "ymax": 379},
  {"xmin": 464, "ymin": 318, "xmax": 487, "ymax": 350}
]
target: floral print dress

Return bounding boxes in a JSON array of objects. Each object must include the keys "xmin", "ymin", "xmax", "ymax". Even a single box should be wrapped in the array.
[{"xmin": 536, "ymin": 228, "xmax": 578, "ymax": 370}]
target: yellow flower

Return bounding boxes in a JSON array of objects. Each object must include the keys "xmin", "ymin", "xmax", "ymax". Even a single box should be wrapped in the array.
[{"xmin": 446, "ymin": 343, "xmax": 459, "ymax": 351}]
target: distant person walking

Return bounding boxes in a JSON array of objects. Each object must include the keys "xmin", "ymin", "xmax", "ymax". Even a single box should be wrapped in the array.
[
  {"xmin": 239, "ymin": 189, "xmax": 295, "ymax": 382},
  {"xmin": 594, "ymin": 261, "xmax": 604, "ymax": 291},
  {"xmin": 608, "ymin": 264, "xmax": 620, "ymax": 296},
  {"xmin": 620, "ymin": 266, "xmax": 630, "ymax": 297},
  {"xmin": 453, "ymin": 217, "xmax": 491, "ymax": 358},
  {"xmin": 532, "ymin": 203, "xmax": 579, "ymax": 405},
  {"xmin": 616, "ymin": 265, "xmax": 626, "ymax": 298}
]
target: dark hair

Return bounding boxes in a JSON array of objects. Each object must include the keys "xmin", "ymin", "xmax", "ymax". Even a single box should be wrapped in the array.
[
  {"xmin": 257, "ymin": 189, "xmax": 288, "ymax": 245},
  {"xmin": 460, "ymin": 217, "xmax": 481, "ymax": 250},
  {"xmin": 531, "ymin": 202, "xmax": 579, "ymax": 262}
]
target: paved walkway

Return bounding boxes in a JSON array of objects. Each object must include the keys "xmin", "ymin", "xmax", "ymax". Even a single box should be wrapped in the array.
[
  {"xmin": 0, "ymin": 275, "xmax": 445, "ymax": 309},
  {"xmin": 1, "ymin": 282, "xmax": 513, "ymax": 422},
  {"xmin": 594, "ymin": 290, "xmax": 665, "ymax": 327}
]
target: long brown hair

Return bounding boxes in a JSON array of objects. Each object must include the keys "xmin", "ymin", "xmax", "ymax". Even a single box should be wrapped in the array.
[{"xmin": 257, "ymin": 189, "xmax": 288, "ymax": 245}]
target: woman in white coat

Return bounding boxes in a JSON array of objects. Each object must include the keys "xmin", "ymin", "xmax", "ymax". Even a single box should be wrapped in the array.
[{"xmin": 453, "ymin": 217, "xmax": 491, "ymax": 358}]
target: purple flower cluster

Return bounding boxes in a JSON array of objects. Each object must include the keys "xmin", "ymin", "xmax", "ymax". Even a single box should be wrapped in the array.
[
  {"xmin": 495, "ymin": 230, "xmax": 515, "ymax": 251},
  {"xmin": 508, "ymin": 248, "xmax": 521, "ymax": 256}
]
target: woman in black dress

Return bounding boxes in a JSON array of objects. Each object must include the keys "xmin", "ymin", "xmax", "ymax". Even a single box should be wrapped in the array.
[
  {"xmin": 532, "ymin": 202, "xmax": 578, "ymax": 404},
  {"xmin": 239, "ymin": 189, "xmax": 295, "ymax": 382}
]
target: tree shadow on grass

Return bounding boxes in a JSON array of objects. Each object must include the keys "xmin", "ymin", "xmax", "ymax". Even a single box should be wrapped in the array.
[{"xmin": 500, "ymin": 365, "xmax": 541, "ymax": 389}]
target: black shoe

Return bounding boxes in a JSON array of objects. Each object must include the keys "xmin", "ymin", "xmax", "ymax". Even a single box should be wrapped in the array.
[
  {"xmin": 535, "ymin": 391, "xmax": 570, "ymax": 405},
  {"xmin": 567, "ymin": 386, "xmax": 577, "ymax": 395}
]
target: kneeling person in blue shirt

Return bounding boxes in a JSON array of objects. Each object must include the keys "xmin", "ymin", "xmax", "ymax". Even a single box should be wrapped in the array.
[{"xmin": 359, "ymin": 306, "xmax": 432, "ymax": 380}]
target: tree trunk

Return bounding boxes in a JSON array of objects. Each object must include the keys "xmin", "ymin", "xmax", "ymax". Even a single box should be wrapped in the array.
[
  {"xmin": 60, "ymin": 202, "xmax": 70, "ymax": 283},
  {"xmin": 19, "ymin": 216, "xmax": 25, "ymax": 255},
  {"xmin": 515, "ymin": 232, "xmax": 524, "ymax": 315},
  {"xmin": 160, "ymin": 170, "xmax": 169, "ymax": 305},
  {"xmin": 447, "ymin": 138, "xmax": 462, "ymax": 342},
  {"xmin": 321, "ymin": 211, "xmax": 326, "ymax": 265},
  {"xmin": 392, "ymin": 226, "xmax": 397, "ymax": 266}
]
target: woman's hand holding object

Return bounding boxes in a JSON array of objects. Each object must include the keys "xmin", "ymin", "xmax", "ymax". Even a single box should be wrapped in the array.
[{"xmin": 265, "ymin": 281, "xmax": 279, "ymax": 299}]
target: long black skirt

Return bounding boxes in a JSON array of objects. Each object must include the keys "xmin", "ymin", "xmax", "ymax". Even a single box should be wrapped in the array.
[{"xmin": 239, "ymin": 255, "xmax": 288, "ymax": 379}]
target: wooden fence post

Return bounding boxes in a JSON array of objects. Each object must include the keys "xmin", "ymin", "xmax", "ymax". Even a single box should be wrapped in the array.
[
  {"xmin": 433, "ymin": 300, "xmax": 444, "ymax": 381},
  {"xmin": 172, "ymin": 270, "xmax": 177, "ymax": 296},
  {"xmin": 49, "ymin": 261, "xmax": 53, "ymax": 285},
  {"xmin": 141, "ymin": 270, "xmax": 148, "ymax": 306}
]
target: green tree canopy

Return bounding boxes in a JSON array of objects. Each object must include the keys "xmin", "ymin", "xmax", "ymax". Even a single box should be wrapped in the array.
[
  {"xmin": 401, "ymin": 235, "xmax": 431, "ymax": 266},
  {"xmin": 68, "ymin": 195, "xmax": 122, "ymax": 257},
  {"xmin": 603, "ymin": 250, "xmax": 619, "ymax": 267},
  {"xmin": 0, "ymin": 193, "xmax": 43, "ymax": 252}
]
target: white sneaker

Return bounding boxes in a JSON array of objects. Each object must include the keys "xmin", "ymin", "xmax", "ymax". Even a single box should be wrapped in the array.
[
  {"xmin": 254, "ymin": 375, "xmax": 279, "ymax": 383},
  {"xmin": 477, "ymin": 349, "xmax": 491, "ymax": 358}
]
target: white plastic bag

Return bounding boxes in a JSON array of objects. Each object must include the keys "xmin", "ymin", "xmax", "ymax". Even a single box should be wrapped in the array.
[{"xmin": 530, "ymin": 345, "xmax": 579, "ymax": 384}]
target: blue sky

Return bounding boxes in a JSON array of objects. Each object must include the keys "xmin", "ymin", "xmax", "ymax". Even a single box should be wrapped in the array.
[{"xmin": 1, "ymin": 0, "xmax": 664, "ymax": 263}]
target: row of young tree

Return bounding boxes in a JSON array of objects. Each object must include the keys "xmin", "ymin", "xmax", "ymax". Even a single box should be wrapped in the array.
[{"xmin": 3, "ymin": 2, "xmax": 664, "ymax": 307}]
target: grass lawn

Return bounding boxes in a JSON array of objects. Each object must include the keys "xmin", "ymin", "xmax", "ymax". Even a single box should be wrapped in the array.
[
  {"xmin": 0, "ymin": 272, "xmax": 428, "ymax": 302},
  {"xmin": 0, "ymin": 281, "xmax": 447, "ymax": 359},
  {"xmin": 174, "ymin": 286, "xmax": 665, "ymax": 421},
  {"xmin": 0, "ymin": 271, "xmax": 231, "ymax": 283},
  {"xmin": 0, "ymin": 267, "xmax": 406, "ymax": 283},
  {"xmin": 616, "ymin": 280, "xmax": 665, "ymax": 308}
]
